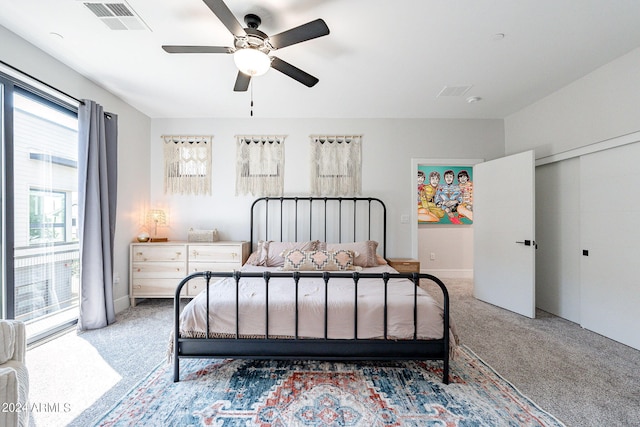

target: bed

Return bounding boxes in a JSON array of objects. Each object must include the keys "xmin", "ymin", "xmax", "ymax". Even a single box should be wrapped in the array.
[{"xmin": 172, "ymin": 197, "xmax": 455, "ymax": 383}]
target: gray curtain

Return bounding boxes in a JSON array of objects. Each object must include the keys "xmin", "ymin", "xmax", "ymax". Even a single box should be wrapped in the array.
[{"xmin": 77, "ymin": 100, "xmax": 118, "ymax": 330}]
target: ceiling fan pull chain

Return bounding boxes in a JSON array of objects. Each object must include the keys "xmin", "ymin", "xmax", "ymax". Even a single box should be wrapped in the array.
[{"xmin": 250, "ymin": 80, "xmax": 254, "ymax": 117}]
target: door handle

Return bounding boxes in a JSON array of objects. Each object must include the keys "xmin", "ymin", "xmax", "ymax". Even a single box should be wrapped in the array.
[{"xmin": 515, "ymin": 240, "xmax": 537, "ymax": 248}]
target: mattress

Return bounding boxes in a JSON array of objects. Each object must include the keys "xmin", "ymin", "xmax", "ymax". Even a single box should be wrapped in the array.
[{"xmin": 178, "ymin": 264, "xmax": 454, "ymax": 342}]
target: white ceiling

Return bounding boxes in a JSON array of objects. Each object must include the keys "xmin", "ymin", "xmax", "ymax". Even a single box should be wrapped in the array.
[{"xmin": 2, "ymin": 0, "xmax": 640, "ymax": 119}]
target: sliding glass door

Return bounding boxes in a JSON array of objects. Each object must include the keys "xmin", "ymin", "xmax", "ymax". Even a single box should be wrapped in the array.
[
  {"xmin": 0, "ymin": 80, "xmax": 5, "ymax": 321},
  {"xmin": 1, "ymin": 73, "xmax": 79, "ymax": 343}
]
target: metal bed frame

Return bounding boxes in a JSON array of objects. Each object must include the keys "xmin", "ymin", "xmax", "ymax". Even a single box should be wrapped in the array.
[{"xmin": 173, "ymin": 197, "xmax": 451, "ymax": 383}]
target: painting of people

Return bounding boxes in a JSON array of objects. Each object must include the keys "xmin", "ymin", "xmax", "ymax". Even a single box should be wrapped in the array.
[{"xmin": 417, "ymin": 165, "xmax": 473, "ymax": 224}]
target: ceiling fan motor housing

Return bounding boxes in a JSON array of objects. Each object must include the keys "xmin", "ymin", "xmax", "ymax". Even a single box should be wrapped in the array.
[{"xmin": 235, "ymin": 27, "xmax": 271, "ymax": 53}]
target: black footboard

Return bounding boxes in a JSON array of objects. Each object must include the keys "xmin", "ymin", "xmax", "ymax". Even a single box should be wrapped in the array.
[{"xmin": 173, "ymin": 270, "xmax": 451, "ymax": 384}]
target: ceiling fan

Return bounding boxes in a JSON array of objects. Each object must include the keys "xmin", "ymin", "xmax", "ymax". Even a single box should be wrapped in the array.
[{"xmin": 162, "ymin": 0, "xmax": 330, "ymax": 92}]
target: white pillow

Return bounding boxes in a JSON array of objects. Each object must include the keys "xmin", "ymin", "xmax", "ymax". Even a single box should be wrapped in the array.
[{"xmin": 0, "ymin": 321, "xmax": 16, "ymax": 364}]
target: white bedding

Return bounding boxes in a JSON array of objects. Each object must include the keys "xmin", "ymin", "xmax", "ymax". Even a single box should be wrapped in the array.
[{"xmin": 179, "ymin": 264, "xmax": 455, "ymax": 343}]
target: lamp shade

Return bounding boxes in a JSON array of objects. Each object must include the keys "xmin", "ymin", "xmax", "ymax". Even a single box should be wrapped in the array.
[
  {"xmin": 146, "ymin": 209, "xmax": 167, "ymax": 238},
  {"xmin": 233, "ymin": 48, "xmax": 271, "ymax": 76},
  {"xmin": 146, "ymin": 209, "xmax": 167, "ymax": 225}
]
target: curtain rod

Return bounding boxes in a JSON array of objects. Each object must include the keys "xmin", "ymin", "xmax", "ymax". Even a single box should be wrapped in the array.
[{"xmin": 0, "ymin": 59, "xmax": 83, "ymax": 104}]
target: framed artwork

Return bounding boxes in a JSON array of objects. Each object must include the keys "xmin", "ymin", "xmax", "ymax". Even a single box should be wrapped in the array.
[{"xmin": 417, "ymin": 164, "xmax": 475, "ymax": 225}]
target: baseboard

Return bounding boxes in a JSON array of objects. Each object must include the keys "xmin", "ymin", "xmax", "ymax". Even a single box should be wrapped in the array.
[
  {"xmin": 420, "ymin": 269, "xmax": 473, "ymax": 279},
  {"xmin": 114, "ymin": 295, "xmax": 130, "ymax": 313}
]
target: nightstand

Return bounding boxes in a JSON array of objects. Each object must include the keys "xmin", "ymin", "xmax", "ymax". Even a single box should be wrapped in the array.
[{"xmin": 387, "ymin": 258, "xmax": 420, "ymax": 273}]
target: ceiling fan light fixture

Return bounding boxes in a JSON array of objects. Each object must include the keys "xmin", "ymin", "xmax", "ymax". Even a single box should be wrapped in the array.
[{"xmin": 234, "ymin": 48, "xmax": 271, "ymax": 76}]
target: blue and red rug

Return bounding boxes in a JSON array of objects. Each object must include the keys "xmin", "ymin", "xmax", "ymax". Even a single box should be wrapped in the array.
[{"xmin": 94, "ymin": 346, "xmax": 565, "ymax": 426}]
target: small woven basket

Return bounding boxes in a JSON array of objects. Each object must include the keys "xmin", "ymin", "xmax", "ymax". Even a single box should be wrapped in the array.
[{"xmin": 188, "ymin": 228, "xmax": 219, "ymax": 242}]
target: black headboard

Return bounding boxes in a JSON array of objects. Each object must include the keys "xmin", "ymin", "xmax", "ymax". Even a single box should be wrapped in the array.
[{"xmin": 250, "ymin": 197, "xmax": 387, "ymax": 258}]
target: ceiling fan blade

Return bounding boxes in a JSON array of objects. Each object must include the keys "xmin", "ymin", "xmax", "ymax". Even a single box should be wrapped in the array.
[
  {"xmin": 270, "ymin": 57, "xmax": 319, "ymax": 87},
  {"xmin": 234, "ymin": 71, "xmax": 251, "ymax": 92},
  {"xmin": 202, "ymin": 0, "xmax": 245, "ymax": 36},
  {"xmin": 162, "ymin": 45, "xmax": 233, "ymax": 54},
  {"xmin": 268, "ymin": 19, "xmax": 330, "ymax": 49}
]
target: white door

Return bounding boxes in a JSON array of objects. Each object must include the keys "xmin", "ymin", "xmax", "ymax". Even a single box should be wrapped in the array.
[
  {"xmin": 580, "ymin": 142, "xmax": 640, "ymax": 350},
  {"xmin": 473, "ymin": 150, "xmax": 536, "ymax": 318}
]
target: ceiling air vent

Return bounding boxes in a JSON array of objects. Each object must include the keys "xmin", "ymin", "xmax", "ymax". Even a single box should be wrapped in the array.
[
  {"xmin": 437, "ymin": 85, "xmax": 473, "ymax": 97},
  {"xmin": 83, "ymin": 1, "xmax": 149, "ymax": 30}
]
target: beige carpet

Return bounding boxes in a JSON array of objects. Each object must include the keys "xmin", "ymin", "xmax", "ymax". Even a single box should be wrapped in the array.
[
  {"xmin": 423, "ymin": 278, "xmax": 640, "ymax": 426},
  {"xmin": 26, "ymin": 279, "xmax": 640, "ymax": 426}
]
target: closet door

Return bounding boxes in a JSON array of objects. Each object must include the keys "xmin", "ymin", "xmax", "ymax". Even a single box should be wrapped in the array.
[
  {"xmin": 580, "ymin": 142, "xmax": 640, "ymax": 350},
  {"xmin": 535, "ymin": 158, "xmax": 581, "ymax": 323}
]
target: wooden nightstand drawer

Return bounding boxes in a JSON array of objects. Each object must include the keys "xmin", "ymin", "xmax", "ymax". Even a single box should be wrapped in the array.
[
  {"xmin": 187, "ymin": 280, "xmax": 208, "ymax": 296},
  {"xmin": 387, "ymin": 258, "xmax": 420, "ymax": 273},
  {"xmin": 189, "ymin": 262, "xmax": 240, "ymax": 274},
  {"xmin": 187, "ymin": 264, "xmax": 229, "ymax": 296},
  {"xmin": 189, "ymin": 244, "xmax": 245, "ymax": 262},
  {"xmin": 131, "ymin": 278, "xmax": 188, "ymax": 297},
  {"xmin": 132, "ymin": 245, "xmax": 185, "ymax": 262},
  {"xmin": 132, "ymin": 262, "xmax": 186, "ymax": 278}
]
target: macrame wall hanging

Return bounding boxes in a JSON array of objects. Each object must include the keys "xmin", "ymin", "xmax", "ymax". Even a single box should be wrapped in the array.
[
  {"xmin": 310, "ymin": 135, "xmax": 362, "ymax": 196},
  {"xmin": 236, "ymin": 135, "xmax": 286, "ymax": 196},
  {"xmin": 162, "ymin": 135, "xmax": 212, "ymax": 195}
]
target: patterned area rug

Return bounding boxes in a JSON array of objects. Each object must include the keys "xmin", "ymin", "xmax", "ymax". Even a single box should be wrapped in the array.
[{"xmin": 94, "ymin": 345, "xmax": 565, "ymax": 426}]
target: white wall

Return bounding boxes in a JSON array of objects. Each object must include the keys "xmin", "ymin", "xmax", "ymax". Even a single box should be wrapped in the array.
[
  {"xmin": 150, "ymin": 118, "xmax": 504, "ymax": 263},
  {"xmin": 418, "ymin": 227, "xmax": 474, "ymax": 277},
  {"xmin": 0, "ymin": 25, "xmax": 152, "ymax": 311},
  {"xmin": 505, "ymin": 46, "xmax": 640, "ymax": 158}
]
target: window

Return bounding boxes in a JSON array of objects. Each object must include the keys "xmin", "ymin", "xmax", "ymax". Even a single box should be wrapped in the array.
[
  {"xmin": 1, "ymin": 68, "xmax": 80, "ymax": 342},
  {"xmin": 29, "ymin": 189, "xmax": 73, "ymax": 244}
]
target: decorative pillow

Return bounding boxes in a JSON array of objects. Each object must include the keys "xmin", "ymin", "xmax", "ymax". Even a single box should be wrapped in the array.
[
  {"xmin": 266, "ymin": 241, "xmax": 319, "ymax": 267},
  {"xmin": 323, "ymin": 240, "xmax": 379, "ymax": 267},
  {"xmin": 244, "ymin": 240, "xmax": 270, "ymax": 266},
  {"xmin": 245, "ymin": 251, "xmax": 260, "ymax": 265},
  {"xmin": 280, "ymin": 249, "xmax": 360, "ymax": 271},
  {"xmin": 376, "ymin": 254, "xmax": 388, "ymax": 265},
  {"xmin": 0, "ymin": 321, "xmax": 15, "ymax": 364}
]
